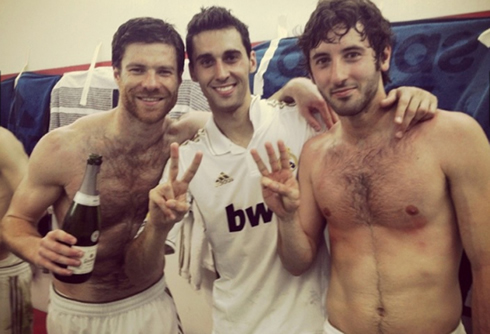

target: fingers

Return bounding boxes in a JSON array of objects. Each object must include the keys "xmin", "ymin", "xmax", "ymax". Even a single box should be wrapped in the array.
[
  {"xmin": 168, "ymin": 143, "xmax": 180, "ymax": 182},
  {"xmin": 251, "ymin": 148, "xmax": 270, "ymax": 177},
  {"xmin": 380, "ymin": 89, "xmax": 398, "ymax": 110},
  {"xmin": 394, "ymin": 92, "xmax": 419, "ymax": 138},
  {"xmin": 149, "ymin": 185, "xmax": 189, "ymax": 224},
  {"xmin": 384, "ymin": 87, "xmax": 439, "ymax": 139},
  {"xmin": 38, "ymin": 230, "xmax": 82, "ymax": 275},
  {"xmin": 265, "ymin": 142, "xmax": 281, "ymax": 172},
  {"xmin": 251, "ymin": 141, "xmax": 291, "ymax": 175},
  {"xmin": 277, "ymin": 140, "xmax": 290, "ymax": 170},
  {"xmin": 303, "ymin": 110, "xmax": 321, "ymax": 132}
]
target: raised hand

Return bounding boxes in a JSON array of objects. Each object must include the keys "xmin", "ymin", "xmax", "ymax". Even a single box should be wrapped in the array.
[
  {"xmin": 251, "ymin": 140, "xmax": 299, "ymax": 219},
  {"xmin": 148, "ymin": 142, "xmax": 202, "ymax": 230}
]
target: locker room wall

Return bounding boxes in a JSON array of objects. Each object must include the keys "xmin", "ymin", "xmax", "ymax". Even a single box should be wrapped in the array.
[{"xmin": 1, "ymin": 1, "xmax": 490, "ymax": 334}]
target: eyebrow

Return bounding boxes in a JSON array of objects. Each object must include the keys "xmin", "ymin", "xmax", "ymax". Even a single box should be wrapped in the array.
[
  {"xmin": 341, "ymin": 45, "xmax": 365, "ymax": 53},
  {"xmin": 195, "ymin": 49, "xmax": 242, "ymax": 62}
]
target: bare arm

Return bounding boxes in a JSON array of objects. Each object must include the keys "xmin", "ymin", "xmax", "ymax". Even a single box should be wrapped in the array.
[
  {"xmin": 165, "ymin": 111, "xmax": 210, "ymax": 145},
  {"xmin": 0, "ymin": 130, "xmax": 82, "ymax": 275},
  {"xmin": 124, "ymin": 143, "xmax": 202, "ymax": 285},
  {"xmin": 0, "ymin": 128, "xmax": 28, "ymax": 256},
  {"xmin": 251, "ymin": 140, "xmax": 325, "ymax": 275},
  {"xmin": 270, "ymin": 77, "xmax": 338, "ymax": 131},
  {"xmin": 272, "ymin": 78, "xmax": 438, "ymax": 137},
  {"xmin": 441, "ymin": 113, "xmax": 490, "ymax": 334},
  {"xmin": 0, "ymin": 127, "xmax": 28, "ymax": 193}
]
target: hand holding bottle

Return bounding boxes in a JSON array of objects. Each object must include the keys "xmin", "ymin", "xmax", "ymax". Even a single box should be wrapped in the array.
[
  {"xmin": 37, "ymin": 229, "xmax": 83, "ymax": 276},
  {"xmin": 148, "ymin": 142, "xmax": 202, "ymax": 230},
  {"xmin": 54, "ymin": 153, "xmax": 102, "ymax": 284}
]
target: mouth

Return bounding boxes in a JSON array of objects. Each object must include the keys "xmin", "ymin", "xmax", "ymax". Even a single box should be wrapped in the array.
[
  {"xmin": 213, "ymin": 84, "xmax": 236, "ymax": 96},
  {"xmin": 137, "ymin": 96, "xmax": 164, "ymax": 105},
  {"xmin": 331, "ymin": 86, "xmax": 355, "ymax": 99}
]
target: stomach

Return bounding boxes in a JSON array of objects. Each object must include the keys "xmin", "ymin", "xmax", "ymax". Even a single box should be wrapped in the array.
[{"xmin": 326, "ymin": 224, "xmax": 463, "ymax": 334}]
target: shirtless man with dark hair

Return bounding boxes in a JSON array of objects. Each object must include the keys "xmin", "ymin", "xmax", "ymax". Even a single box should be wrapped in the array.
[{"xmin": 253, "ymin": 1, "xmax": 490, "ymax": 333}]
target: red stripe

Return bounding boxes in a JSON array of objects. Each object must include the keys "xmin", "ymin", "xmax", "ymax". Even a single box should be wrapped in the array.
[{"xmin": 1, "ymin": 11, "xmax": 489, "ymax": 82}]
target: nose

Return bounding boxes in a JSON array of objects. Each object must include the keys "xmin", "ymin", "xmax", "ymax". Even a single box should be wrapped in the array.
[
  {"xmin": 214, "ymin": 60, "xmax": 229, "ymax": 81},
  {"xmin": 330, "ymin": 59, "xmax": 348, "ymax": 85},
  {"xmin": 142, "ymin": 71, "xmax": 158, "ymax": 90}
]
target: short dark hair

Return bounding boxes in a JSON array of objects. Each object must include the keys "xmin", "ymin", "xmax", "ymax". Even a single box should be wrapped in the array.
[
  {"xmin": 298, "ymin": 0, "xmax": 393, "ymax": 84},
  {"xmin": 186, "ymin": 6, "xmax": 252, "ymax": 64},
  {"xmin": 112, "ymin": 17, "xmax": 185, "ymax": 75}
]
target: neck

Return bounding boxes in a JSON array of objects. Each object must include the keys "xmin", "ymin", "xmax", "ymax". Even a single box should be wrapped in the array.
[
  {"xmin": 110, "ymin": 107, "xmax": 166, "ymax": 150},
  {"xmin": 212, "ymin": 95, "xmax": 254, "ymax": 148},
  {"xmin": 338, "ymin": 92, "xmax": 395, "ymax": 144}
]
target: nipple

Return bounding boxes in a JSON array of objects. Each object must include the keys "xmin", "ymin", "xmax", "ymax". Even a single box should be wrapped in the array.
[
  {"xmin": 322, "ymin": 207, "xmax": 331, "ymax": 217},
  {"xmin": 405, "ymin": 205, "xmax": 419, "ymax": 216}
]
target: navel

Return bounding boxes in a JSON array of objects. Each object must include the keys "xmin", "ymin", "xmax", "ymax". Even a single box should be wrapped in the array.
[{"xmin": 405, "ymin": 205, "xmax": 419, "ymax": 216}]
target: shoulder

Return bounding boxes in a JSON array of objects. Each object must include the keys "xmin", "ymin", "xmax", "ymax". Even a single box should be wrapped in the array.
[
  {"xmin": 0, "ymin": 127, "xmax": 23, "ymax": 153},
  {"xmin": 423, "ymin": 110, "xmax": 486, "ymax": 144},
  {"xmin": 0, "ymin": 127, "xmax": 27, "ymax": 170}
]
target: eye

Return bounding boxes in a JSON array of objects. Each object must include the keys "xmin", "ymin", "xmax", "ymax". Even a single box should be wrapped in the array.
[
  {"xmin": 224, "ymin": 53, "xmax": 239, "ymax": 63},
  {"xmin": 345, "ymin": 52, "xmax": 361, "ymax": 61},
  {"xmin": 158, "ymin": 69, "xmax": 173, "ymax": 76},
  {"xmin": 128, "ymin": 67, "xmax": 144, "ymax": 74},
  {"xmin": 314, "ymin": 56, "xmax": 331, "ymax": 67},
  {"xmin": 199, "ymin": 58, "xmax": 214, "ymax": 68}
]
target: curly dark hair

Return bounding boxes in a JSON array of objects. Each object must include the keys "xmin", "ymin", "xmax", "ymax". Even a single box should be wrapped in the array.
[
  {"xmin": 112, "ymin": 17, "xmax": 185, "ymax": 75},
  {"xmin": 186, "ymin": 6, "xmax": 252, "ymax": 65},
  {"xmin": 298, "ymin": 0, "xmax": 393, "ymax": 84}
]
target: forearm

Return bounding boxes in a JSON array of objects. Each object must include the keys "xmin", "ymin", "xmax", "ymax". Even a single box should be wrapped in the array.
[
  {"xmin": 269, "ymin": 77, "xmax": 312, "ymax": 102},
  {"xmin": 277, "ymin": 214, "xmax": 317, "ymax": 276},
  {"xmin": 471, "ymin": 267, "xmax": 490, "ymax": 334},
  {"xmin": 124, "ymin": 221, "xmax": 169, "ymax": 285},
  {"xmin": 1, "ymin": 215, "xmax": 42, "ymax": 264}
]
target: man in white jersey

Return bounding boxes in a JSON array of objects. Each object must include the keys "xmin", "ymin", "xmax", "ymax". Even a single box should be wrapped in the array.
[
  {"xmin": 125, "ymin": 6, "xmax": 439, "ymax": 334},
  {"xmin": 253, "ymin": 1, "xmax": 490, "ymax": 333},
  {"xmin": 0, "ymin": 127, "xmax": 31, "ymax": 334}
]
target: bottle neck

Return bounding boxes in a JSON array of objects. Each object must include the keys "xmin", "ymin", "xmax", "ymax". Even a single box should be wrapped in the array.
[
  {"xmin": 79, "ymin": 163, "xmax": 100, "ymax": 196},
  {"xmin": 74, "ymin": 161, "xmax": 101, "ymax": 206}
]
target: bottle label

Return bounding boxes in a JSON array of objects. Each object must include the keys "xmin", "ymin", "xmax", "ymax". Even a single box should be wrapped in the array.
[
  {"xmin": 74, "ymin": 192, "xmax": 100, "ymax": 206},
  {"xmin": 68, "ymin": 245, "xmax": 98, "ymax": 274}
]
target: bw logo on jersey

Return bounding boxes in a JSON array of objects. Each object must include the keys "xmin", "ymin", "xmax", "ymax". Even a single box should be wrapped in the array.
[{"xmin": 226, "ymin": 203, "xmax": 273, "ymax": 232}]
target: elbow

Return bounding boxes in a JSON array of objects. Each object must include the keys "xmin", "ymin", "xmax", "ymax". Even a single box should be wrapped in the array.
[
  {"xmin": 279, "ymin": 253, "xmax": 313, "ymax": 276},
  {"xmin": 285, "ymin": 263, "xmax": 311, "ymax": 277}
]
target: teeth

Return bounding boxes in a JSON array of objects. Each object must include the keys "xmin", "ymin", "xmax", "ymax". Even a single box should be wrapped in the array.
[
  {"xmin": 141, "ymin": 97, "xmax": 160, "ymax": 102},
  {"xmin": 216, "ymin": 85, "xmax": 233, "ymax": 92}
]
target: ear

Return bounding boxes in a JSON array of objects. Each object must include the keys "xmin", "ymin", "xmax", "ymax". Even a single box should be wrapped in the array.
[
  {"xmin": 113, "ymin": 67, "xmax": 121, "ymax": 82},
  {"xmin": 249, "ymin": 50, "xmax": 257, "ymax": 73},
  {"xmin": 189, "ymin": 62, "xmax": 198, "ymax": 82},
  {"xmin": 380, "ymin": 46, "xmax": 391, "ymax": 72}
]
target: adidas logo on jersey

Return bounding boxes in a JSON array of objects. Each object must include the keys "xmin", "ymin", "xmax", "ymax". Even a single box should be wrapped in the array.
[{"xmin": 215, "ymin": 172, "xmax": 234, "ymax": 187}]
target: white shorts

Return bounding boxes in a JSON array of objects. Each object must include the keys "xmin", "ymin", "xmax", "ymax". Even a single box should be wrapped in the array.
[
  {"xmin": 0, "ymin": 253, "xmax": 33, "ymax": 334},
  {"xmin": 47, "ymin": 276, "xmax": 183, "ymax": 334},
  {"xmin": 323, "ymin": 319, "xmax": 467, "ymax": 334}
]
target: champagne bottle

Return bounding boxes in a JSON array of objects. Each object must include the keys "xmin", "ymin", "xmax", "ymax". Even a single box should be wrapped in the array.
[{"xmin": 54, "ymin": 153, "xmax": 102, "ymax": 284}]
